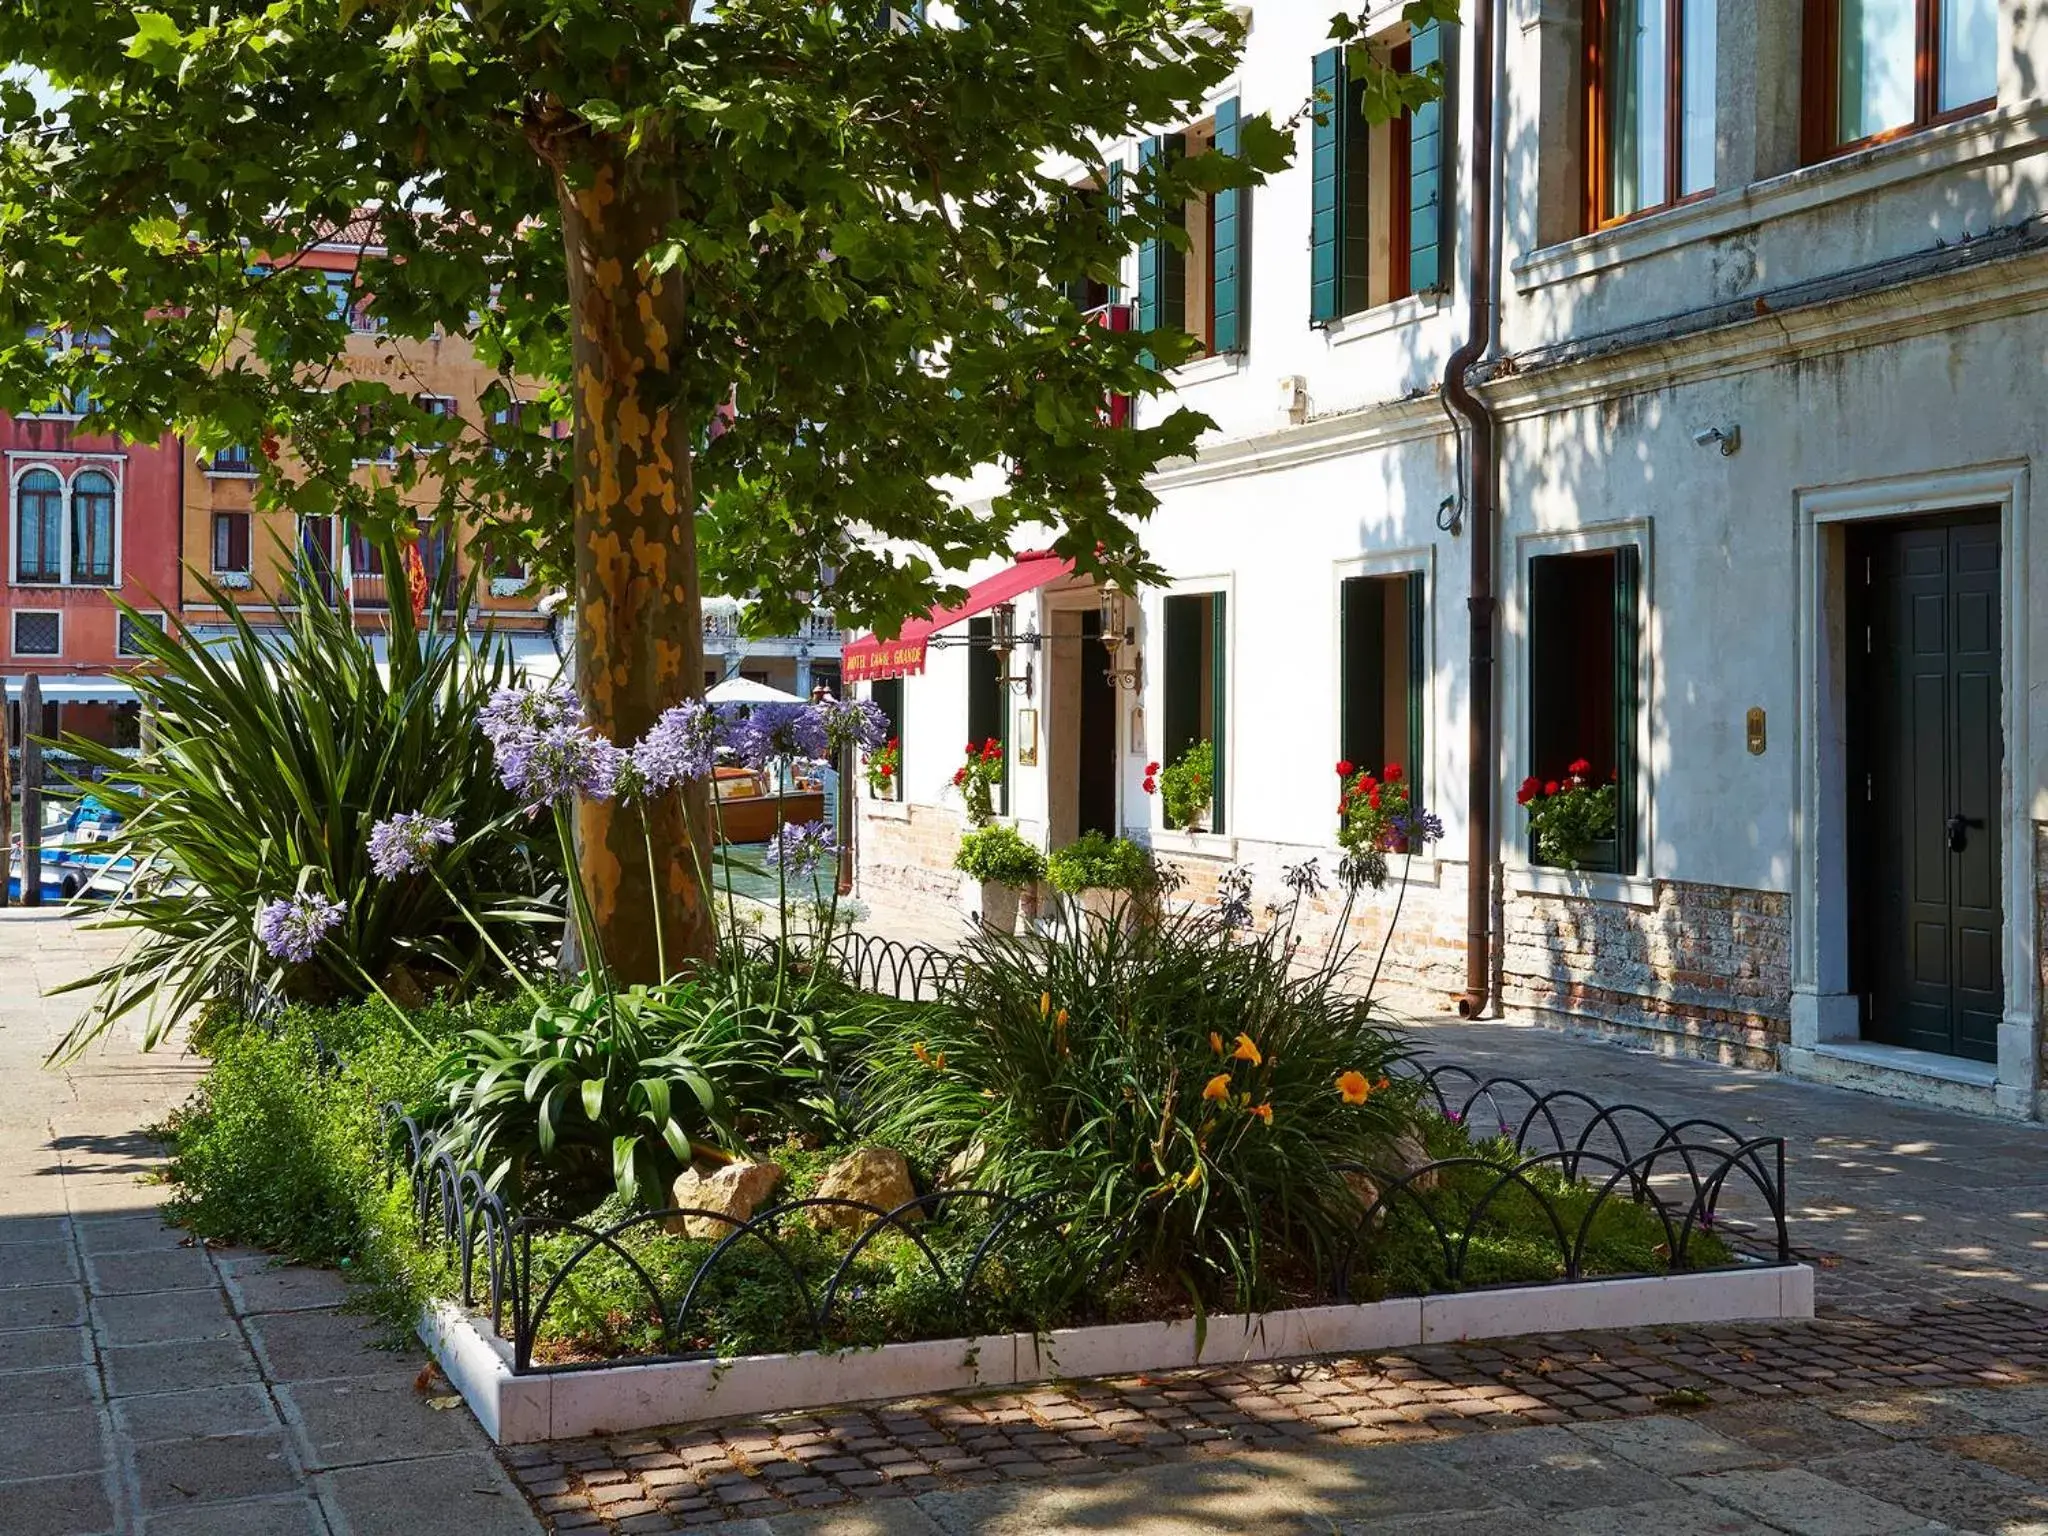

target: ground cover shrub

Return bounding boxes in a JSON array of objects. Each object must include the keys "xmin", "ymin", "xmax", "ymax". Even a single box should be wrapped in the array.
[
  {"xmin": 156, "ymin": 994, "xmax": 524, "ymax": 1327},
  {"xmin": 1353, "ymin": 1120, "xmax": 1738, "ymax": 1296},
  {"xmin": 51, "ymin": 553, "xmax": 558, "ymax": 1059}
]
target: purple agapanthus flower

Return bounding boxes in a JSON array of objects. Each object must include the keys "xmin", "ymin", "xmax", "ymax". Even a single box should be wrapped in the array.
[
  {"xmin": 633, "ymin": 700, "xmax": 724, "ymax": 793},
  {"xmin": 764, "ymin": 819, "xmax": 837, "ymax": 877},
  {"xmin": 256, "ymin": 892, "xmax": 346, "ymax": 964},
  {"xmin": 816, "ymin": 695, "xmax": 889, "ymax": 758},
  {"xmin": 1393, "ymin": 808, "xmax": 1447, "ymax": 846},
  {"xmin": 480, "ymin": 682, "xmax": 579, "ymax": 749},
  {"xmin": 729, "ymin": 702, "xmax": 829, "ymax": 768},
  {"xmin": 367, "ymin": 812, "xmax": 456, "ymax": 879},
  {"xmin": 496, "ymin": 724, "xmax": 623, "ymax": 807}
]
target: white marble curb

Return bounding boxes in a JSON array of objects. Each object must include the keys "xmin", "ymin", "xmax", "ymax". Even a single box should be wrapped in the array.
[{"xmin": 420, "ymin": 1263, "xmax": 1815, "ymax": 1445}]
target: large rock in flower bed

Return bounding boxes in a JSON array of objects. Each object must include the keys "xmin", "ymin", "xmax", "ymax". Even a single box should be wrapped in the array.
[
  {"xmin": 811, "ymin": 1146, "xmax": 922, "ymax": 1232},
  {"xmin": 665, "ymin": 1160, "xmax": 785, "ymax": 1240},
  {"xmin": 1342, "ymin": 1126, "xmax": 1446, "ymax": 1220}
]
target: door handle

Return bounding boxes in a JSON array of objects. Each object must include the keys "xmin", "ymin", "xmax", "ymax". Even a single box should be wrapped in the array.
[{"xmin": 1946, "ymin": 813, "xmax": 1984, "ymax": 854}]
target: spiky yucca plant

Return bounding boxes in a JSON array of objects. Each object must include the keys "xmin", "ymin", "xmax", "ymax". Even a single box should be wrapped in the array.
[{"xmin": 48, "ymin": 540, "xmax": 559, "ymax": 1059}]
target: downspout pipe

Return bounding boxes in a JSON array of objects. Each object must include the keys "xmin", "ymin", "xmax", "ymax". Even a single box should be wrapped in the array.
[{"xmin": 1441, "ymin": 0, "xmax": 1499, "ymax": 1020}]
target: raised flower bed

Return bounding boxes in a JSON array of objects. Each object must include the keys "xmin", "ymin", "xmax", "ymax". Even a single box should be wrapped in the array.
[{"xmin": 396, "ymin": 1046, "xmax": 1811, "ymax": 1444}]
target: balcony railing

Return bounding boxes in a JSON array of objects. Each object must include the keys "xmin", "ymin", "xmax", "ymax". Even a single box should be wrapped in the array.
[{"xmin": 702, "ymin": 606, "xmax": 842, "ymax": 645}]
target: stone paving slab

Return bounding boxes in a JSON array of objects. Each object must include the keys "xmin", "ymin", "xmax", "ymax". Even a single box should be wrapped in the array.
[{"xmin": 0, "ymin": 909, "xmax": 539, "ymax": 1536}]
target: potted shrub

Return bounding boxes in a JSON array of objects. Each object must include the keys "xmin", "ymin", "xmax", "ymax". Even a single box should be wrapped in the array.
[
  {"xmin": 1517, "ymin": 759, "xmax": 1618, "ymax": 871},
  {"xmin": 1047, "ymin": 830, "xmax": 1161, "ymax": 929},
  {"xmin": 1154, "ymin": 740, "xmax": 1214, "ymax": 832},
  {"xmin": 953, "ymin": 824, "xmax": 1046, "ymax": 935}
]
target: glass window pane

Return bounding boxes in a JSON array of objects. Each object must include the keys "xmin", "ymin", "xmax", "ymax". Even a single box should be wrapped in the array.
[
  {"xmin": 1940, "ymin": 0, "xmax": 1998, "ymax": 110},
  {"xmin": 1838, "ymin": 0, "xmax": 1917, "ymax": 142},
  {"xmin": 1679, "ymin": 0, "xmax": 1716, "ymax": 195},
  {"xmin": 1606, "ymin": 0, "xmax": 1669, "ymax": 217}
]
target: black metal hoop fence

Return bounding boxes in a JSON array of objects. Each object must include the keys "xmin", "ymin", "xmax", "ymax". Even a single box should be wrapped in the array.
[{"xmin": 381, "ymin": 1048, "xmax": 1793, "ymax": 1376}]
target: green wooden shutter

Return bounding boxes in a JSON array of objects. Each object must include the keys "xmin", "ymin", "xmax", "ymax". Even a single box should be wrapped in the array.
[
  {"xmin": 1163, "ymin": 595, "xmax": 1203, "ymax": 768},
  {"xmin": 1136, "ymin": 137, "xmax": 1163, "ymax": 338},
  {"xmin": 1211, "ymin": 97, "xmax": 1245, "ymax": 354},
  {"xmin": 1612, "ymin": 545, "xmax": 1641, "ymax": 875},
  {"xmin": 1339, "ymin": 576, "xmax": 1385, "ymax": 771},
  {"xmin": 1209, "ymin": 590, "xmax": 1228, "ymax": 835},
  {"xmin": 1135, "ymin": 137, "xmax": 1187, "ymax": 359},
  {"xmin": 1310, "ymin": 49, "xmax": 1346, "ymax": 325},
  {"xmin": 1405, "ymin": 569, "xmax": 1427, "ymax": 790},
  {"xmin": 1407, "ymin": 19, "xmax": 1449, "ymax": 294}
]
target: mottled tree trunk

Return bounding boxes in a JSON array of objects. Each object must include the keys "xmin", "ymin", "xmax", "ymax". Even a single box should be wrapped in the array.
[{"xmin": 557, "ymin": 153, "xmax": 716, "ymax": 983}]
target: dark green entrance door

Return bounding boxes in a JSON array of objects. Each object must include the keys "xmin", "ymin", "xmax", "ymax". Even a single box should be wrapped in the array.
[{"xmin": 1851, "ymin": 515, "xmax": 2003, "ymax": 1062}]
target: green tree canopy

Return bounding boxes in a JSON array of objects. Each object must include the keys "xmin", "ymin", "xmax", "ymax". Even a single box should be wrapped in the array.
[{"xmin": 0, "ymin": 0, "xmax": 1447, "ymax": 978}]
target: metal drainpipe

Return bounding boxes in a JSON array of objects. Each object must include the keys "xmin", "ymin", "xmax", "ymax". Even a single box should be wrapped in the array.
[{"xmin": 1441, "ymin": 0, "xmax": 1500, "ymax": 1020}]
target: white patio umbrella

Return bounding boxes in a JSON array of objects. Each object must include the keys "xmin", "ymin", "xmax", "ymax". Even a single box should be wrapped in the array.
[{"xmin": 706, "ymin": 675, "xmax": 805, "ymax": 705}]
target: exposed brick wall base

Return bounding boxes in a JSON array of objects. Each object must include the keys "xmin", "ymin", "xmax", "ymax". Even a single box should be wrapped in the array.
[{"xmin": 1500, "ymin": 880, "xmax": 1791, "ymax": 1069}]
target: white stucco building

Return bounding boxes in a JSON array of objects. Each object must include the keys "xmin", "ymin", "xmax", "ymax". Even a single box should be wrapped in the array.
[{"xmin": 848, "ymin": 0, "xmax": 2048, "ymax": 1123}]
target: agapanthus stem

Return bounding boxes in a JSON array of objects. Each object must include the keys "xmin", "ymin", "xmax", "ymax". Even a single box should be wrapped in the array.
[
  {"xmin": 431, "ymin": 867, "xmax": 546, "ymax": 1006},
  {"xmin": 637, "ymin": 801, "xmax": 669, "ymax": 982}
]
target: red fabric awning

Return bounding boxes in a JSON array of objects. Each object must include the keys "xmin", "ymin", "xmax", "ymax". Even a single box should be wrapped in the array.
[{"xmin": 842, "ymin": 551, "xmax": 1075, "ymax": 683}]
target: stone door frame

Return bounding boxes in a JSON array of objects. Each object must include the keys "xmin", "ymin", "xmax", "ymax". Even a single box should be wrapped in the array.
[{"xmin": 1791, "ymin": 461, "xmax": 2038, "ymax": 1118}]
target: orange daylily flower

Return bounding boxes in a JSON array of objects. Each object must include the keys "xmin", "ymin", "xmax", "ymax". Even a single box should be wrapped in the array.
[
  {"xmin": 1336, "ymin": 1070, "xmax": 1371, "ymax": 1105},
  {"xmin": 1250, "ymin": 1102, "xmax": 1273, "ymax": 1125},
  {"xmin": 1231, "ymin": 1034, "xmax": 1262, "ymax": 1067},
  {"xmin": 913, "ymin": 1041, "xmax": 932, "ymax": 1065},
  {"xmin": 1040, "ymin": 992, "xmax": 1052, "ymax": 1018},
  {"xmin": 1202, "ymin": 1073, "xmax": 1232, "ymax": 1103},
  {"xmin": 1209, "ymin": 1031, "xmax": 1224, "ymax": 1055},
  {"xmin": 1055, "ymin": 1008, "xmax": 1069, "ymax": 1029}
]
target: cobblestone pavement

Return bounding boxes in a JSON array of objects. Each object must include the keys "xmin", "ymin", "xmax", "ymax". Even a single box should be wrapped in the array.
[
  {"xmin": 0, "ymin": 910, "xmax": 542, "ymax": 1536},
  {"xmin": 505, "ymin": 1302, "xmax": 2048, "ymax": 1533}
]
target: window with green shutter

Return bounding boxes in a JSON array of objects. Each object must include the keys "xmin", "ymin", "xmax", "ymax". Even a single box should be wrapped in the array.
[
  {"xmin": 1310, "ymin": 27, "xmax": 1452, "ymax": 325},
  {"xmin": 1162, "ymin": 591, "xmax": 1228, "ymax": 833},
  {"xmin": 1406, "ymin": 21, "xmax": 1449, "ymax": 293},
  {"xmin": 1138, "ymin": 109, "xmax": 1245, "ymax": 361},
  {"xmin": 1526, "ymin": 549, "xmax": 1641, "ymax": 874},
  {"xmin": 1339, "ymin": 572, "xmax": 1427, "ymax": 791}
]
